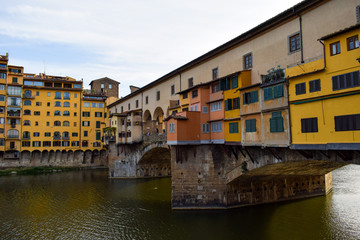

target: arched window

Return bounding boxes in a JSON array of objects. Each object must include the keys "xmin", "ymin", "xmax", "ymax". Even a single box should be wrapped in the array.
[
  {"xmin": 54, "ymin": 121, "xmax": 61, "ymax": 126},
  {"xmin": 24, "ymin": 90, "xmax": 32, "ymax": 98},
  {"xmin": 64, "ymin": 92, "xmax": 70, "ymax": 100},
  {"xmin": 63, "ymin": 102, "xmax": 70, "ymax": 107},
  {"xmin": 63, "ymin": 111, "xmax": 70, "ymax": 116},
  {"xmin": 54, "ymin": 110, "xmax": 61, "ymax": 116},
  {"xmin": 63, "ymin": 131, "xmax": 69, "ymax": 139},
  {"xmin": 23, "ymin": 131, "xmax": 30, "ymax": 139},
  {"xmin": 54, "ymin": 131, "xmax": 61, "ymax": 140},
  {"xmin": 54, "ymin": 101, "xmax": 61, "ymax": 107},
  {"xmin": 7, "ymin": 129, "xmax": 19, "ymax": 138},
  {"xmin": 24, "ymin": 110, "xmax": 31, "ymax": 115},
  {"xmin": 23, "ymin": 120, "xmax": 30, "ymax": 126},
  {"xmin": 24, "ymin": 100, "xmax": 31, "ymax": 106},
  {"xmin": 55, "ymin": 92, "xmax": 61, "ymax": 99},
  {"xmin": 63, "ymin": 121, "xmax": 70, "ymax": 126}
]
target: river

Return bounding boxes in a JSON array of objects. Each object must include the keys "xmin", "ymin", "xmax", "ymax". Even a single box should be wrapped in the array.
[{"xmin": 0, "ymin": 164, "xmax": 359, "ymax": 240}]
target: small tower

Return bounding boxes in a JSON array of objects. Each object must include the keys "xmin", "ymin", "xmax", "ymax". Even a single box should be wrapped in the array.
[{"xmin": 89, "ymin": 77, "xmax": 120, "ymax": 98}]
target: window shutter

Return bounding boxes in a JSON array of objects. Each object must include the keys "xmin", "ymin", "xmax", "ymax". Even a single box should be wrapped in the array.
[
  {"xmin": 243, "ymin": 93, "xmax": 246, "ymax": 105},
  {"xmin": 253, "ymin": 91, "xmax": 258, "ymax": 103},
  {"xmin": 220, "ymin": 79, "xmax": 225, "ymax": 90},
  {"xmin": 232, "ymin": 76, "xmax": 238, "ymax": 89},
  {"xmin": 270, "ymin": 118, "xmax": 276, "ymax": 132}
]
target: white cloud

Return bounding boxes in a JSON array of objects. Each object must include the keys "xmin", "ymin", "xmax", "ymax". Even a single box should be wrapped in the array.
[{"xmin": 1, "ymin": 0, "xmax": 302, "ymax": 97}]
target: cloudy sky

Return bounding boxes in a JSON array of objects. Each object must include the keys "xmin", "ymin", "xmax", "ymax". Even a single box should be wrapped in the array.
[{"xmin": 0, "ymin": 0, "xmax": 302, "ymax": 97}]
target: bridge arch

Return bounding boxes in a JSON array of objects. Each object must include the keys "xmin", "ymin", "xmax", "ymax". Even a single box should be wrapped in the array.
[{"xmin": 138, "ymin": 146, "xmax": 171, "ymax": 177}]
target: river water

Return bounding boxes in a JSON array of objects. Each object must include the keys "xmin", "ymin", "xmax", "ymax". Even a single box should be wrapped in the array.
[{"xmin": 0, "ymin": 164, "xmax": 359, "ymax": 240}]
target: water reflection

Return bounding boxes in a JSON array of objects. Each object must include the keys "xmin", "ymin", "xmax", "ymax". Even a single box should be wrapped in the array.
[{"xmin": 0, "ymin": 165, "xmax": 359, "ymax": 240}]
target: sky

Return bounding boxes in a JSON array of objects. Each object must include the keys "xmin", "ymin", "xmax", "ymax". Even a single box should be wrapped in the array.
[{"xmin": 0, "ymin": 0, "xmax": 302, "ymax": 97}]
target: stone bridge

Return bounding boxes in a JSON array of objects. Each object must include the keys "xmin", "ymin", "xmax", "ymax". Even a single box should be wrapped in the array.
[{"xmin": 108, "ymin": 141, "xmax": 360, "ymax": 209}]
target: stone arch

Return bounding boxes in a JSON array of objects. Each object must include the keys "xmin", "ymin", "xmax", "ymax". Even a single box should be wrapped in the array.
[
  {"xmin": 67, "ymin": 150, "xmax": 74, "ymax": 163},
  {"xmin": 83, "ymin": 150, "xmax": 92, "ymax": 164},
  {"xmin": 153, "ymin": 107, "xmax": 165, "ymax": 133},
  {"xmin": 100, "ymin": 150, "xmax": 107, "ymax": 166},
  {"xmin": 55, "ymin": 150, "xmax": 62, "ymax": 163},
  {"xmin": 74, "ymin": 150, "xmax": 83, "ymax": 164},
  {"xmin": 21, "ymin": 150, "xmax": 31, "ymax": 164},
  {"xmin": 138, "ymin": 147, "xmax": 171, "ymax": 177},
  {"xmin": 143, "ymin": 109, "xmax": 152, "ymax": 121},
  {"xmin": 41, "ymin": 150, "xmax": 49, "ymax": 163},
  {"xmin": 49, "ymin": 150, "xmax": 56, "ymax": 164},
  {"xmin": 61, "ymin": 150, "xmax": 68, "ymax": 163},
  {"xmin": 31, "ymin": 150, "xmax": 41, "ymax": 166},
  {"xmin": 91, "ymin": 150, "xmax": 99, "ymax": 164}
]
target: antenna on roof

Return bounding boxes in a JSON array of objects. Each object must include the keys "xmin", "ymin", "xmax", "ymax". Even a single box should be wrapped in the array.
[{"xmin": 43, "ymin": 60, "xmax": 46, "ymax": 74}]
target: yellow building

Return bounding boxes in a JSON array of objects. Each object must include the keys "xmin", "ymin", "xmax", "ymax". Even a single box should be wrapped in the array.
[
  {"xmin": 288, "ymin": 24, "xmax": 360, "ymax": 150},
  {"xmin": 223, "ymin": 70, "xmax": 251, "ymax": 144}
]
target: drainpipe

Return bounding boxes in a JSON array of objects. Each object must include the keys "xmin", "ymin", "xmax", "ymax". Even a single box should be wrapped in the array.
[
  {"xmin": 317, "ymin": 39, "xmax": 326, "ymax": 69},
  {"xmin": 299, "ymin": 15, "xmax": 304, "ymax": 64},
  {"xmin": 178, "ymin": 71, "xmax": 182, "ymax": 92}
]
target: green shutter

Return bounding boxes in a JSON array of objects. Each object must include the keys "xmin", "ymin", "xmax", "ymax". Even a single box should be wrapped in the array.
[
  {"xmin": 246, "ymin": 119, "xmax": 256, "ymax": 132},
  {"xmin": 270, "ymin": 118, "xmax": 277, "ymax": 132},
  {"xmin": 220, "ymin": 79, "xmax": 225, "ymax": 90},
  {"xmin": 243, "ymin": 93, "xmax": 246, "ymax": 105},
  {"xmin": 232, "ymin": 76, "xmax": 238, "ymax": 89},
  {"xmin": 274, "ymin": 84, "xmax": 284, "ymax": 98}
]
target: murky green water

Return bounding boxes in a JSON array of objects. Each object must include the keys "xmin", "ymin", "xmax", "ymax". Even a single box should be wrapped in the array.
[{"xmin": 0, "ymin": 165, "xmax": 359, "ymax": 240}]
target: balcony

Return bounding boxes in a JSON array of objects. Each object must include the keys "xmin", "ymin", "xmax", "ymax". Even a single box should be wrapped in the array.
[
  {"xmin": 23, "ymin": 136, "xmax": 30, "ymax": 140},
  {"xmin": 7, "ymin": 135, "xmax": 19, "ymax": 139},
  {"xmin": 22, "ymin": 93, "xmax": 35, "ymax": 99}
]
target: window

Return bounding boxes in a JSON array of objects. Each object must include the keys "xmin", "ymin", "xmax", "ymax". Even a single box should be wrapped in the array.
[
  {"xmin": 73, "ymin": 84, "xmax": 81, "ymax": 89},
  {"xmin": 12, "ymin": 77, "xmax": 18, "ymax": 83},
  {"xmin": 53, "ymin": 141, "xmax": 61, "ymax": 147},
  {"xmin": 72, "ymin": 141, "xmax": 79, "ymax": 146},
  {"xmin": 347, "ymin": 35, "xmax": 359, "ymax": 51},
  {"xmin": 270, "ymin": 111, "xmax": 284, "ymax": 133},
  {"xmin": 36, "ymin": 91, "xmax": 39, "ymax": 96},
  {"xmin": 211, "ymin": 122, "xmax": 222, "ymax": 133},
  {"xmin": 32, "ymin": 141, "xmax": 41, "ymax": 147},
  {"xmin": 188, "ymin": 78, "xmax": 193, "ymax": 88},
  {"xmin": 45, "ymin": 132, "xmax": 51, "ymax": 137},
  {"xmin": 23, "ymin": 131, "xmax": 30, "ymax": 139},
  {"xmin": 309, "ymin": 79, "xmax": 321, "ymax": 93},
  {"xmin": 229, "ymin": 122, "xmax": 239, "ymax": 133},
  {"xmin": 210, "ymin": 102, "xmax": 221, "ymax": 112},
  {"xmin": 54, "ymin": 101, "xmax": 61, "ymax": 107},
  {"xmin": 74, "ymin": 103, "xmax": 77, "ymax": 108},
  {"xmin": 182, "ymin": 92, "xmax": 188, "ymax": 99},
  {"xmin": 8, "ymin": 97, "xmax": 21, "ymax": 106},
  {"xmin": 91, "ymin": 103, "xmax": 97, "ymax": 108},
  {"xmin": 212, "ymin": 82, "xmax": 220, "ymax": 93},
  {"xmin": 225, "ymin": 99, "xmax": 232, "ymax": 111},
  {"xmin": 136, "ymin": 100, "xmax": 139, "ymax": 108},
  {"xmin": 63, "ymin": 132, "xmax": 69, "ymax": 140},
  {"xmin": 47, "ymin": 92, "xmax": 50, "ymax": 97},
  {"xmin": 24, "ymin": 100, "xmax": 31, "ymax": 106},
  {"xmin": 23, "ymin": 120, "xmax": 30, "ymax": 126},
  {"xmin": 63, "ymin": 102, "xmax": 70, "ymax": 107},
  {"xmin": 22, "ymin": 141, "xmax": 30, "ymax": 147},
  {"xmin": 330, "ymin": 41, "xmax": 341, "ymax": 56},
  {"xmin": 34, "ymin": 111, "xmax": 40, "ymax": 116},
  {"xmin": 63, "ymin": 111, "xmax": 70, "ymax": 116},
  {"xmin": 264, "ymin": 84, "xmax": 284, "ymax": 100},
  {"xmin": 8, "ymin": 86, "xmax": 21, "ymax": 96},
  {"xmin": 84, "ymin": 102, "xmax": 90, "ymax": 108},
  {"xmin": 243, "ymin": 53, "xmax": 252, "ymax": 69},
  {"xmin": 54, "ymin": 121, "xmax": 61, "ymax": 126},
  {"xmin": 47, "ymin": 122, "xmax": 50, "ymax": 126},
  {"xmin": 301, "ymin": 117, "xmax": 318, "ymax": 133},
  {"xmin": 295, "ymin": 82, "xmax": 306, "ymax": 95},
  {"xmin": 24, "ymin": 110, "xmax": 31, "ymax": 115},
  {"xmin": 171, "ymin": 85, "xmax": 175, "ymax": 95},
  {"xmin": 202, "ymin": 106, "xmax": 208, "ymax": 113},
  {"xmin": 332, "ymin": 71, "xmax": 360, "ymax": 91},
  {"xmin": 145, "ymin": 96, "xmax": 149, "ymax": 104},
  {"xmin": 96, "ymin": 121, "xmax": 100, "ymax": 128},
  {"xmin": 47, "ymin": 102, "xmax": 50, "ymax": 107},
  {"xmin": 7, "ymin": 129, "xmax": 19, "ymax": 138},
  {"xmin": 82, "ymin": 121, "xmax": 90, "ymax": 126},
  {"xmin": 156, "ymin": 91, "xmax": 160, "ymax": 101},
  {"xmin": 96, "ymin": 131, "xmax": 101, "ymax": 140},
  {"xmin": 192, "ymin": 90, "xmax": 198, "ymax": 98},
  {"xmin": 43, "ymin": 141, "xmax": 51, "ymax": 147},
  {"xmin": 0, "ymin": 84, "xmax": 5, "ymax": 90},
  {"xmin": 0, "ymin": 95, "xmax": 4, "ymax": 101},
  {"xmin": 63, "ymin": 121, "xmax": 70, "ymax": 126},
  {"xmin": 101, "ymin": 84, "xmax": 104, "ymax": 89},
  {"xmin": 54, "ymin": 110, "xmax": 61, "ymax": 116},
  {"xmin": 245, "ymin": 119, "xmax": 256, "ymax": 132},
  {"xmin": 232, "ymin": 76, "xmax": 238, "ymax": 89},
  {"xmin": 83, "ymin": 112, "xmax": 90, "ymax": 117},
  {"xmin": 36, "ymin": 102, "xmax": 42, "ymax": 106},
  {"xmin": 233, "ymin": 98, "xmax": 240, "ymax": 109},
  {"xmin": 243, "ymin": 90, "xmax": 258, "ymax": 104},
  {"xmin": 128, "ymin": 103, "xmax": 130, "ymax": 110},
  {"xmin": 220, "ymin": 78, "xmax": 230, "ymax": 91},
  {"xmin": 169, "ymin": 123, "xmax": 175, "ymax": 133},
  {"xmin": 84, "ymin": 131, "xmax": 88, "ymax": 137},
  {"xmin": 95, "ymin": 112, "xmax": 102, "ymax": 117},
  {"xmin": 55, "ymin": 92, "xmax": 61, "ymax": 99},
  {"xmin": 72, "ymin": 132, "xmax": 78, "ymax": 137},
  {"xmin": 335, "ymin": 114, "xmax": 360, "ymax": 131},
  {"xmin": 289, "ymin": 33, "xmax": 301, "ymax": 53},
  {"xmin": 202, "ymin": 123, "xmax": 209, "ymax": 133},
  {"xmin": 212, "ymin": 68, "xmax": 218, "ymax": 80},
  {"xmin": 33, "ymin": 132, "xmax": 40, "ymax": 137},
  {"xmin": 53, "ymin": 132, "xmax": 61, "ymax": 140},
  {"xmin": 109, "ymin": 84, "xmax": 112, "ymax": 89},
  {"xmin": 0, "ymin": 73, "xmax": 6, "ymax": 79}
]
